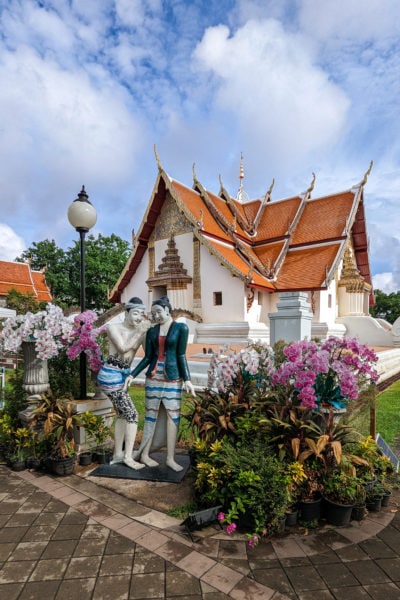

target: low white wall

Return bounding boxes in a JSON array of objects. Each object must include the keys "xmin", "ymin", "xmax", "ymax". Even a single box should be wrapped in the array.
[{"xmin": 336, "ymin": 316, "xmax": 393, "ymax": 346}]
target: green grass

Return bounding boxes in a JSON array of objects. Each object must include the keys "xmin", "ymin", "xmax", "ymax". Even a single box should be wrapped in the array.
[
  {"xmin": 376, "ymin": 380, "xmax": 400, "ymax": 446},
  {"xmin": 347, "ymin": 381, "xmax": 400, "ymax": 448}
]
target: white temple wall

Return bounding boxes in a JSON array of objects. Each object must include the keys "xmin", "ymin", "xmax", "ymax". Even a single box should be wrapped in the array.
[
  {"xmin": 120, "ymin": 254, "xmax": 149, "ymax": 307},
  {"xmin": 200, "ymin": 246, "xmax": 244, "ymax": 322}
]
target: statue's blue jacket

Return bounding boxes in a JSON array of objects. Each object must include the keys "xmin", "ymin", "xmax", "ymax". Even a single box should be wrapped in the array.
[{"xmin": 131, "ymin": 321, "xmax": 191, "ymax": 382}]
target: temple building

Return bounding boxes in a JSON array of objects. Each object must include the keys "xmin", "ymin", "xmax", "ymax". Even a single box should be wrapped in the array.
[
  {"xmin": 0, "ymin": 260, "xmax": 52, "ymax": 308},
  {"xmin": 110, "ymin": 154, "xmax": 392, "ymax": 346}
]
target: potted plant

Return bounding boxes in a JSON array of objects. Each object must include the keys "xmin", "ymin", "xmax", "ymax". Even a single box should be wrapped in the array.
[
  {"xmin": 366, "ymin": 480, "xmax": 386, "ymax": 512},
  {"xmin": 351, "ymin": 483, "xmax": 367, "ymax": 521},
  {"xmin": 80, "ymin": 411, "xmax": 113, "ymax": 464},
  {"xmin": 323, "ymin": 470, "xmax": 358, "ymax": 526},
  {"xmin": 33, "ymin": 391, "xmax": 81, "ymax": 475},
  {"xmin": 7, "ymin": 426, "xmax": 31, "ymax": 471}
]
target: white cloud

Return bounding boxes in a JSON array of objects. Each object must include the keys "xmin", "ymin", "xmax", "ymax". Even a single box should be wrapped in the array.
[
  {"xmin": 0, "ymin": 225, "xmax": 26, "ymax": 261},
  {"xmin": 193, "ymin": 19, "xmax": 350, "ymax": 174},
  {"xmin": 373, "ymin": 273, "xmax": 400, "ymax": 294}
]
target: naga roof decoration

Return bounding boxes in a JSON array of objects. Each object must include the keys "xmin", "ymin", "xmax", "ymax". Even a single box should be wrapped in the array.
[{"xmin": 109, "ymin": 155, "xmax": 373, "ymax": 304}]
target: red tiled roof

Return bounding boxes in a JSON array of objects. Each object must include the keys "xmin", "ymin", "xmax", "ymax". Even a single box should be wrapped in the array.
[
  {"xmin": 0, "ymin": 261, "xmax": 52, "ymax": 302},
  {"xmin": 109, "ymin": 167, "xmax": 371, "ymax": 303}
]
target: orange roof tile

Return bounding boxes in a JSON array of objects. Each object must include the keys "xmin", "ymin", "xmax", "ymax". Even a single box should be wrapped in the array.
[
  {"xmin": 275, "ymin": 244, "xmax": 341, "ymax": 290},
  {"xmin": 0, "ymin": 261, "xmax": 52, "ymax": 302},
  {"xmin": 291, "ymin": 192, "xmax": 354, "ymax": 246},
  {"xmin": 109, "ymin": 166, "xmax": 371, "ymax": 303}
]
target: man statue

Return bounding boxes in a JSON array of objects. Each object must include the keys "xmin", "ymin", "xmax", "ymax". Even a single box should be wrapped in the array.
[
  {"xmin": 97, "ymin": 297, "xmax": 150, "ymax": 470},
  {"xmin": 128, "ymin": 295, "xmax": 196, "ymax": 472}
]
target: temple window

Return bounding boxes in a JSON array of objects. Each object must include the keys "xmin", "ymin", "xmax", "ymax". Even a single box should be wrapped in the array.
[{"xmin": 213, "ymin": 291, "xmax": 223, "ymax": 306}]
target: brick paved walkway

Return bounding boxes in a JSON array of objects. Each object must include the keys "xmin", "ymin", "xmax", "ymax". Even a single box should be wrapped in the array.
[{"xmin": 1, "ymin": 465, "xmax": 400, "ymax": 599}]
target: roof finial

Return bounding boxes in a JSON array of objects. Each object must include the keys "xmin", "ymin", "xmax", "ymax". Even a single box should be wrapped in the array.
[
  {"xmin": 192, "ymin": 162, "xmax": 198, "ymax": 183},
  {"xmin": 361, "ymin": 160, "xmax": 373, "ymax": 186},
  {"xmin": 306, "ymin": 172, "xmax": 316, "ymax": 195},
  {"xmin": 154, "ymin": 144, "xmax": 162, "ymax": 170},
  {"xmin": 236, "ymin": 153, "xmax": 249, "ymax": 204}
]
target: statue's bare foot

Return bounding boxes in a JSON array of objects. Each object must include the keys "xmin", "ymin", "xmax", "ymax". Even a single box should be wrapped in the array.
[
  {"xmin": 123, "ymin": 457, "xmax": 145, "ymax": 470},
  {"xmin": 141, "ymin": 455, "xmax": 159, "ymax": 468},
  {"xmin": 110, "ymin": 453, "xmax": 124, "ymax": 465},
  {"xmin": 166, "ymin": 458, "xmax": 183, "ymax": 472}
]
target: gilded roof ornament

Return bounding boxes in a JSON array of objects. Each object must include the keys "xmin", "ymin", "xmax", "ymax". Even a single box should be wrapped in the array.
[
  {"xmin": 192, "ymin": 162, "xmax": 198, "ymax": 184},
  {"xmin": 154, "ymin": 144, "xmax": 163, "ymax": 171},
  {"xmin": 265, "ymin": 178, "xmax": 275, "ymax": 202},
  {"xmin": 306, "ymin": 172, "xmax": 316, "ymax": 197},
  {"xmin": 360, "ymin": 160, "xmax": 373, "ymax": 186},
  {"xmin": 236, "ymin": 153, "xmax": 250, "ymax": 204}
]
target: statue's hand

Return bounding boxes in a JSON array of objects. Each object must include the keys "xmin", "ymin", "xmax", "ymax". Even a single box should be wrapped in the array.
[
  {"xmin": 123, "ymin": 375, "xmax": 133, "ymax": 391},
  {"xmin": 183, "ymin": 380, "xmax": 196, "ymax": 397}
]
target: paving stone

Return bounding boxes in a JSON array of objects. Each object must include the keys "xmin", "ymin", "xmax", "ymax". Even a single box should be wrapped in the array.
[
  {"xmin": 0, "ymin": 560, "xmax": 37, "ymax": 583},
  {"xmin": 363, "ymin": 582, "xmax": 400, "ymax": 599},
  {"xmin": 32, "ymin": 512, "xmax": 65, "ymax": 527},
  {"xmin": 17, "ymin": 579, "xmax": 61, "ymax": 599},
  {"xmin": 64, "ymin": 555, "xmax": 102, "ymax": 578},
  {"xmin": 21, "ymin": 524, "xmax": 58, "ymax": 541},
  {"xmin": 100, "ymin": 553, "xmax": 134, "ymax": 576},
  {"xmin": 60, "ymin": 509, "xmax": 89, "ymax": 525},
  {"xmin": 43, "ymin": 499, "xmax": 70, "ymax": 513},
  {"xmin": 132, "ymin": 547, "xmax": 166, "ymax": 574},
  {"xmin": 8, "ymin": 541, "xmax": 47, "ymax": 561},
  {"xmin": 285, "ymin": 564, "xmax": 328, "ymax": 591},
  {"xmin": 359, "ymin": 538, "xmax": 399, "ymax": 559},
  {"xmin": 330, "ymin": 586, "xmax": 375, "ymax": 599},
  {"xmin": 252, "ymin": 567, "xmax": 294, "ymax": 597},
  {"xmin": 81, "ymin": 523, "xmax": 110, "ymax": 539},
  {"xmin": 156, "ymin": 539, "xmax": 193, "ymax": 563},
  {"xmin": 41, "ymin": 539, "xmax": 78, "ymax": 558},
  {"xmin": 129, "ymin": 571, "xmax": 165, "ymax": 598},
  {"xmin": 0, "ymin": 526, "xmax": 29, "ymax": 543},
  {"xmin": 55, "ymin": 577, "xmax": 96, "ymax": 598},
  {"xmin": 229, "ymin": 576, "xmax": 276, "ymax": 599},
  {"xmin": 315, "ymin": 561, "xmax": 359, "ymax": 587},
  {"xmin": 29, "ymin": 558, "xmax": 69, "ymax": 581},
  {"xmin": 377, "ymin": 526, "xmax": 400, "ymax": 553},
  {"xmin": 0, "ymin": 582, "xmax": 24, "ymax": 600},
  {"xmin": 346, "ymin": 560, "xmax": 391, "ymax": 585},
  {"xmin": 166, "ymin": 570, "xmax": 202, "ymax": 596},
  {"xmin": 5, "ymin": 512, "xmax": 38, "ymax": 527},
  {"xmin": 51, "ymin": 523, "xmax": 86, "ymax": 540},
  {"xmin": 375, "ymin": 557, "xmax": 400, "ymax": 579},
  {"xmin": 0, "ymin": 542, "xmax": 16, "ymax": 560},
  {"xmin": 297, "ymin": 591, "xmax": 336, "ymax": 600},
  {"xmin": 105, "ymin": 531, "xmax": 136, "ymax": 555},
  {"xmin": 73, "ymin": 536, "xmax": 108, "ymax": 556},
  {"xmin": 335, "ymin": 544, "xmax": 370, "ymax": 562}
]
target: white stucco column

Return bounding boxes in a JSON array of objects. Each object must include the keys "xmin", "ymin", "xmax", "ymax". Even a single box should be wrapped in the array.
[{"xmin": 268, "ymin": 292, "xmax": 313, "ymax": 345}]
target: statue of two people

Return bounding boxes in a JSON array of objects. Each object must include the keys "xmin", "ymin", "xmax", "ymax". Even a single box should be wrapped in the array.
[{"xmin": 98, "ymin": 295, "xmax": 195, "ymax": 471}]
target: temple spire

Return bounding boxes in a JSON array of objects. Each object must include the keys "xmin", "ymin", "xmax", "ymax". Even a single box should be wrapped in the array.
[{"xmin": 236, "ymin": 153, "xmax": 249, "ymax": 204}]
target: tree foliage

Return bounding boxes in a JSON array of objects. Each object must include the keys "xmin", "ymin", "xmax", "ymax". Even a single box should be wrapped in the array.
[
  {"xmin": 6, "ymin": 289, "xmax": 44, "ymax": 314},
  {"xmin": 15, "ymin": 234, "xmax": 130, "ymax": 312},
  {"xmin": 370, "ymin": 289, "xmax": 400, "ymax": 324}
]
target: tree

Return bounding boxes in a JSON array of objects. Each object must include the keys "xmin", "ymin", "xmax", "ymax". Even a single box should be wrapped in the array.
[
  {"xmin": 16, "ymin": 240, "xmax": 69, "ymax": 303},
  {"xmin": 15, "ymin": 234, "xmax": 130, "ymax": 312},
  {"xmin": 370, "ymin": 290, "xmax": 400, "ymax": 324},
  {"xmin": 6, "ymin": 289, "xmax": 44, "ymax": 314}
]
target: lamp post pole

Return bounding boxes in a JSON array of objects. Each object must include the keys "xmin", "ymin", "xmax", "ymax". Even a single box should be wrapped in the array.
[{"xmin": 67, "ymin": 186, "xmax": 97, "ymax": 400}]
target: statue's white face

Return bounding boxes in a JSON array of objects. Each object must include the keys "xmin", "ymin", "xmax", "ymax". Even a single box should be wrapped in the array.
[
  {"xmin": 126, "ymin": 308, "xmax": 144, "ymax": 326},
  {"xmin": 151, "ymin": 304, "xmax": 170, "ymax": 324}
]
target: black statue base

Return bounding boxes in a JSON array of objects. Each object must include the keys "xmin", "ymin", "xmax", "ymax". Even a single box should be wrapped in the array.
[{"xmin": 89, "ymin": 452, "xmax": 190, "ymax": 483}]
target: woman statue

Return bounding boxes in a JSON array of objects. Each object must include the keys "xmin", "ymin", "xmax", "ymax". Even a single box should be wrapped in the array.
[
  {"xmin": 129, "ymin": 295, "xmax": 195, "ymax": 472},
  {"xmin": 97, "ymin": 297, "xmax": 150, "ymax": 470}
]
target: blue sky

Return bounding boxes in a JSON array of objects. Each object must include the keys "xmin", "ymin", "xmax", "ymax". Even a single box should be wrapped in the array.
[{"xmin": 0, "ymin": 0, "xmax": 399, "ymax": 293}]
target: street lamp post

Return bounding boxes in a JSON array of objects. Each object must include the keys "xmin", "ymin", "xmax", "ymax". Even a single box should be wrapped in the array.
[{"xmin": 67, "ymin": 186, "xmax": 97, "ymax": 400}]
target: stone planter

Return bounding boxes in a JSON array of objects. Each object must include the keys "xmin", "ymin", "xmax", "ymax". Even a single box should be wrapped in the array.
[{"xmin": 22, "ymin": 341, "xmax": 50, "ymax": 395}]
